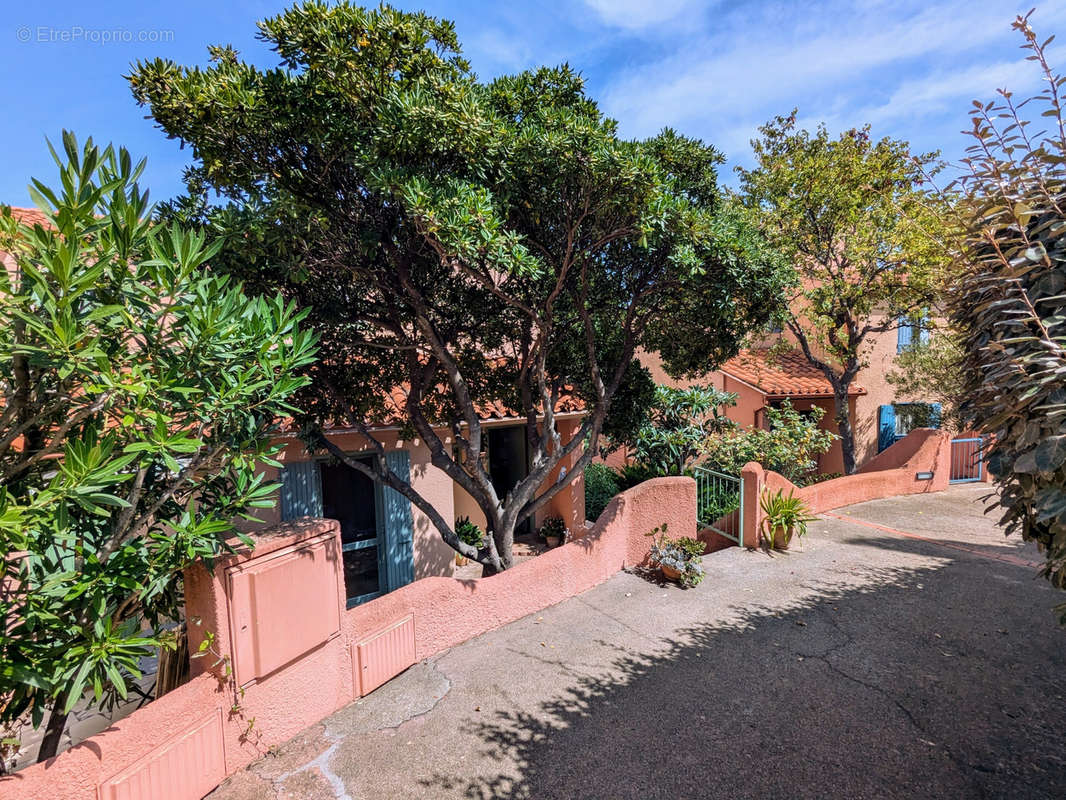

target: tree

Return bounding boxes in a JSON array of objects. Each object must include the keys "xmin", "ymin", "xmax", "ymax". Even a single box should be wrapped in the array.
[
  {"xmin": 606, "ymin": 383, "xmax": 737, "ymax": 476},
  {"xmin": 885, "ymin": 324, "xmax": 966, "ymax": 432},
  {"xmin": 128, "ymin": 2, "xmax": 788, "ymax": 572},
  {"xmin": 0, "ymin": 134, "xmax": 316, "ymax": 761},
  {"xmin": 738, "ymin": 113, "xmax": 943, "ymax": 473},
  {"xmin": 946, "ymin": 13, "xmax": 1066, "ymax": 614}
]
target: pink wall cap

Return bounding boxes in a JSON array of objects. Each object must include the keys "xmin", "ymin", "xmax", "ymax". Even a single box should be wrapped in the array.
[{"xmin": 216, "ymin": 518, "xmax": 340, "ymax": 568}]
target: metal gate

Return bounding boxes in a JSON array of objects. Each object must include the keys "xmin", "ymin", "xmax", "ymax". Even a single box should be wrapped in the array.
[
  {"xmin": 694, "ymin": 466, "xmax": 744, "ymax": 546},
  {"xmin": 949, "ymin": 437, "xmax": 984, "ymax": 483}
]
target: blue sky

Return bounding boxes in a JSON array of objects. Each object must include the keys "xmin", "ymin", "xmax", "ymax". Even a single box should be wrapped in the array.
[{"xmin": 3, "ymin": 0, "xmax": 1065, "ymax": 206}]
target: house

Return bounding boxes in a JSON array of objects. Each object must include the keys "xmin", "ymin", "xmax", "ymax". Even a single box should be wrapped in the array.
[
  {"xmin": 3, "ymin": 205, "xmax": 590, "ymax": 611},
  {"xmin": 251, "ymin": 404, "xmax": 588, "ymax": 608},
  {"xmin": 641, "ymin": 310, "xmax": 944, "ymax": 474}
]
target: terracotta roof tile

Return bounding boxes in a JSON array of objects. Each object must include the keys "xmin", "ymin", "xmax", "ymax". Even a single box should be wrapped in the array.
[
  {"xmin": 5, "ymin": 207, "xmax": 51, "ymax": 228},
  {"xmin": 720, "ymin": 348, "xmax": 866, "ymax": 398}
]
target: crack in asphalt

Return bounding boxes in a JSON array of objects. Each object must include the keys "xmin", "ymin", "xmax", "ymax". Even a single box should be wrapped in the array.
[{"xmin": 792, "ymin": 601, "xmax": 986, "ymax": 796}]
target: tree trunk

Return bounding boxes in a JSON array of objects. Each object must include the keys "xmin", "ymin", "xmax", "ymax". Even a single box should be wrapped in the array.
[
  {"xmin": 36, "ymin": 695, "xmax": 69, "ymax": 763},
  {"xmin": 834, "ymin": 392, "xmax": 857, "ymax": 475},
  {"xmin": 493, "ymin": 524, "xmax": 514, "ymax": 572}
]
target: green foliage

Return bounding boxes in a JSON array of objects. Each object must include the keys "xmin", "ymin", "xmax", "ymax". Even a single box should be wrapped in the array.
[
  {"xmin": 700, "ymin": 401, "xmax": 837, "ymax": 484},
  {"xmin": 673, "ymin": 536, "xmax": 706, "ymax": 561},
  {"xmin": 0, "ymin": 134, "xmax": 316, "ymax": 742},
  {"xmin": 615, "ymin": 463, "xmax": 666, "ymax": 490},
  {"xmin": 808, "ymin": 472, "xmax": 843, "ymax": 485},
  {"xmin": 697, "ymin": 482, "xmax": 740, "ymax": 528},
  {"xmin": 758, "ymin": 489, "xmax": 816, "ymax": 548},
  {"xmin": 945, "ymin": 14, "xmax": 1066, "ymax": 612},
  {"xmin": 886, "ymin": 327, "xmax": 966, "ymax": 432},
  {"xmin": 738, "ymin": 112, "xmax": 944, "ymax": 473},
  {"xmin": 645, "ymin": 524, "xmax": 705, "ymax": 588},
  {"xmin": 609, "ymin": 383, "xmax": 737, "ymax": 476},
  {"xmin": 538, "ymin": 515, "xmax": 567, "ymax": 542},
  {"xmin": 454, "ymin": 516, "xmax": 484, "ymax": 548},
  {"xmin": 583, "ymin": 462, "xmax": 620, "ymax": 523},
  {"xmin": 128, "ymin": 2, "xmax": 788, "ymax": 570}
]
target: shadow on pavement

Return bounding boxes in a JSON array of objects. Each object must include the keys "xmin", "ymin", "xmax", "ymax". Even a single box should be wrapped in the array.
[{"xmin": 420, "ymin": 535, "xmax": 1066, "ymax": 800}]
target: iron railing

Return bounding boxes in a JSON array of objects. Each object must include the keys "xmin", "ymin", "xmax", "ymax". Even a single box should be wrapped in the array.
[{"xmin": 693, "ymin": 466, "xmax": 744, "ymax": 546}]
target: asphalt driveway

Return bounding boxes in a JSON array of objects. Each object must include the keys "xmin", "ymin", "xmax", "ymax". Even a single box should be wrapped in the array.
[{"xmin": 211, "ymin": 485, "xmax": 1066, "ymax": 799}]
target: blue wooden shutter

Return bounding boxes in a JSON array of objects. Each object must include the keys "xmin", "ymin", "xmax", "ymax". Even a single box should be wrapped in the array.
[
  {"xmin": 918, "ymin": 316, "xmax": 930, "ymax": 345},
  {"xmin": 280, "ymin": 461, "xmax": 322, "ymax": 519},
  {"xmin": 878, "ymin": 405, "xmax": 897, "ymax": 452},
  {"xmin": 897, "ymin": 319, "xmax": 913, "ymax": 353},
  {"xmin": 929, "ymin": 403, "xmax": 942, "ymax": 429},
  {"xmin": 382, "ymin": 450, "xmax": 415, "ymax": 591}
]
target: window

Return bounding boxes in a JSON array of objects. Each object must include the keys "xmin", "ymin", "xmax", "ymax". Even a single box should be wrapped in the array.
[
  {"xmin": 279, "ymin": 450, "xmax": 415, "ymax": 607},
  {"xmin": 878, "ymin": 402, "xmax": 941, "ymax": 452},
  {"xmin": 897, "ymin": 314, "xmax": 931, "ymax": 353}
]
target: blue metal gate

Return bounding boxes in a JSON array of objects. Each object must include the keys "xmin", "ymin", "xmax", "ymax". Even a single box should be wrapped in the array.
[
  {"xmin": 694, "ymin": 467, "xmax": 744, "ymax": 546},
  {"xmin": 949, "ymin": 437, "xmax": 984, "ymax": 483}
]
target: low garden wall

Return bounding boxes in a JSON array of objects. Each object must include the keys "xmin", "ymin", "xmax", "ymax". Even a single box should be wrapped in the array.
[
  {"xmin": 739, "ymin": 428, "xmax": 954, "ymax": 547},
  {"xmin": 2, "ymin": 478, "xmax": 695, "ymax": 800}
]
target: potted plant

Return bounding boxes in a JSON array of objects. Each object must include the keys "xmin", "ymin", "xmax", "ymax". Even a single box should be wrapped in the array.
[
  {"xmin": 645, "ymin": 524, "xmax": 706, "ymax": 588},
  {"xmin": 454, "ymin": 516, "xmax": 484, "ymax": 565},
  {"xmin": 758, "ymin": 489, "xmax": 816, "ymax": 550},
  {"xmin": 539, "ymin": 516, "xmax": 568, "ymax": 548}
]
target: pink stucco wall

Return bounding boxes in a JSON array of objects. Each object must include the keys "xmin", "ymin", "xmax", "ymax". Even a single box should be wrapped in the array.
[
  {"xmin": 2, "ymin": 479, "xmax": 691, "ymax": 800},
  {"xmin": 345, "ymin": 476, "xmax": 691, "ymax": 662},
  {"xmin": 3, "ymin": 519, "xmax": 351, "ymax": 800},
  {"xmin": 740, "ymin": 428, "xmax": 953, "ymax": 547}
]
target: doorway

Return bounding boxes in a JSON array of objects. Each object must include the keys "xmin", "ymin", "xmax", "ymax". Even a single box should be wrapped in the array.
[
  {"xmin": 487, "ymin": 425, "xmax": 532, "ymax": 534},
  {"xmin": 319, "ymin": 458, "xmax": 384, "ymax": 606}
]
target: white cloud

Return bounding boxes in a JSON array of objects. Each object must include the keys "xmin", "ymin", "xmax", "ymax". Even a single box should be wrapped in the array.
[{"xmin": 600, "ymin": 1, "xmax": 1040, "ymax": 138}]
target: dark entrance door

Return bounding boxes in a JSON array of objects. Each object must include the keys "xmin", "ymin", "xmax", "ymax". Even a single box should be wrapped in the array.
[
  {"xmin": 320, "ymin": 458, "xmax": 384, "ymax": 606},
  {"xmin": 487, "ymin": 425, "xmax": 531, "ymax": 534}
]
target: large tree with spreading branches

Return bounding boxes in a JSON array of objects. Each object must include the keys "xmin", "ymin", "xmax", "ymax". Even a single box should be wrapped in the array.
[
  {"xmin": 129, "ymin": 2, "xmax": 788, "ymax": 572},
  {"xmin": 738, "ymin": 114, "xmax": 944, "ymax": 473}
]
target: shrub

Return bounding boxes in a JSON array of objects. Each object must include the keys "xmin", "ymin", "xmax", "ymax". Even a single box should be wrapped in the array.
[
  {"xmin": 0, "ymin": 135, "xmax": 316, "ymax": 759},
  {"xmin": 615, "ymin": 462, "xmax": 664, "ymax": 490},
  {"xmin": 454, "ymin": 516, "xmax": 484, "ymax": 549},
  {"xmin": 584, "ymin": 462, "xmax": 621, "ymax": 522},
  {"xmin": 701, "ymin": 400, "xmax": 836, "ymax": 484},
  {"xmin": 606, "ymin": 383, "xmax": 736, "ymax": 476},
  {"xmin": 945, "ymin": 13, "xmax": 1066, "ymax": 613}
]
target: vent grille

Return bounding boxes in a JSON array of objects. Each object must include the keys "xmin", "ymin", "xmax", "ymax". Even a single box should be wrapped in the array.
[
  {"xmin": 97, "ymin": 710, "xmax": 225, "ymax": 800},
  {"xmin": 353, "ymin": 615, "xmax": 416, "ymax": 696}
]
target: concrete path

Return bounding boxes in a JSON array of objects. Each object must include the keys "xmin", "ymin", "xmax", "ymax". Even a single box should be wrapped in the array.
[{"xmin": 210, "ymin": 486, "xmax": 1066, "ymax": 799}]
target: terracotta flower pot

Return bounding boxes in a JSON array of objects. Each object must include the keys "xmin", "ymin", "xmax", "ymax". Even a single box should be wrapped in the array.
[
  {"xmin": 661, "ymin": 564, "xmax": 682, "ymax": 581},
  {"xmin": 767, "ymin": 525, "xmax": 793, "ymax": 551},
  {"xmin": 545, "ymin": 535, "xmax": 561, "ymax": 548},
  {"xmin": 455, "ymin": 553, "xmax": 468, "ymax": 566}
]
